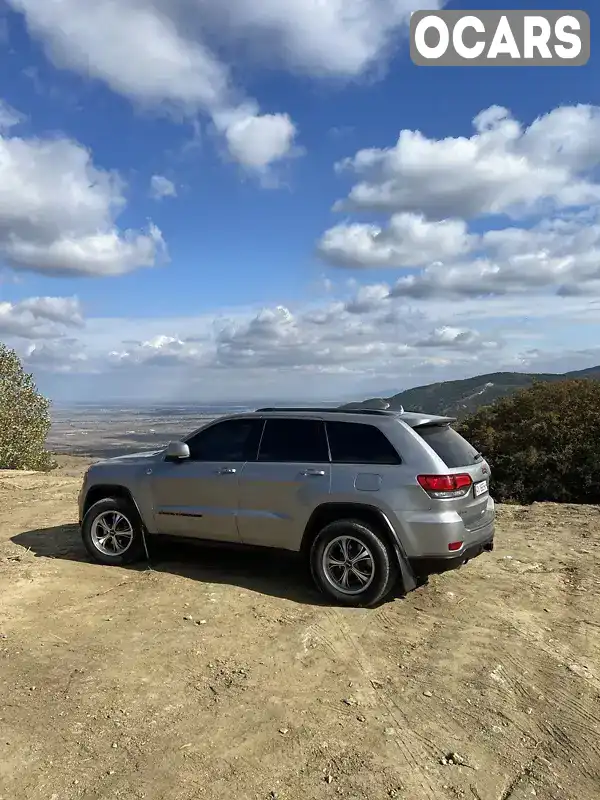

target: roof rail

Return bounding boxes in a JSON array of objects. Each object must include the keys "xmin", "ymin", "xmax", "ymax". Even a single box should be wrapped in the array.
[{"xmin": 254, "ymin": 406, "xmax": 401, "ymax": 416}]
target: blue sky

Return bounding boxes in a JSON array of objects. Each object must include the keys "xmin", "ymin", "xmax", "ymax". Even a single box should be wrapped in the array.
[{"xmin": 1, "ymin": 0, "xmax": 599, "ymax": 403}]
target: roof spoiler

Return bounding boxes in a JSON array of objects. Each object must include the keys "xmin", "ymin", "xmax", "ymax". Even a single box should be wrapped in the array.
[
  {"xmin": 412, "ymin": 415, "xmax": 457, "ymax": 427},
  {"xmin": 338, "ymin": 398, "xmax": 404, "ymax": 413}
]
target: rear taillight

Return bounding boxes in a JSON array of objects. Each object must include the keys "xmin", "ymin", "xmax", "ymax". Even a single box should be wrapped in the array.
[{"xmin": 417, "ymin": 473, "xmax": 472, "ymax": 498}]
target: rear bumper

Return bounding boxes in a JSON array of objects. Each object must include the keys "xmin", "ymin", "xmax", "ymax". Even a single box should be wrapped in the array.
[
  {"xmin": 395, "ymin": 495, "xmax": 495, "ymax": 559},
  {"xmin": 410, "ymin": 530, "xmax": 494, "ymax": 576}
]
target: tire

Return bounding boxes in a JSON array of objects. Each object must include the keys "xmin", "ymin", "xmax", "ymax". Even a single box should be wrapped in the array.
[
  {"xmin": 81, "ymin": 496, "xmax": 146, "ymax": 566},
  {"xmin": 310, "ymin": 519, "xmax": 399, "ymax": 608}
]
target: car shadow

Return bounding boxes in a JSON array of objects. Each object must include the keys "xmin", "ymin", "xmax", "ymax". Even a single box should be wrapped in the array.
[{"xmin": 10, "ymin": 524, "xmax": 337, "ymax": 607}]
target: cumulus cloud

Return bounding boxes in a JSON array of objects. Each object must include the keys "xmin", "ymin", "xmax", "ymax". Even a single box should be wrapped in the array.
[
  {"xmin": 12, "ymin": 280, "xmax": 600, "ymax": 400},
  {"xmin": 317, "ymin": 104, "xmax": 600, "ymax": 305},
  {"xmin": 0, "ymin": 296, "xmax": 83, "ymax": 339},
  {"xmin": 389, "ymin": 211, "xmax": 600, "ymax": 299},
  {"xmin": 200, "ymin": 0, "xmax": 438, "ymax": 78},
  {"xmin": 109, "ymin": 334, "xmax": 211, "ymax": 367},
  {"xmin": 318, "ymin": 213, "xmax": 473, "ymax": 268},
  {"xmin": 211, "ymin": 293, "xmax": 498, "ymax": 372},
  {"xmin": 5, "ymin": 0, "xmax": 300, "ymax": 173},
  {"xmin": 24, "ymin": 339, "xmax": 88, "ymax": 373},
  {"xmin": 22, "ymin": 283, "xmax": 498, "ymax": 379},
  {"xmin": 7, "ymin": 0, "xmax": 231, "ymax": 111},
  {"xmin": 50, "ymin": 279, "xmax": 594, "ymax": 388},
  {"xmin": 414, "ymin": 326, "xmax": 500, "ymax": 350},
  {"xmin": 0, "ymin": 109, "xmax": 165, "ymax": 276},
  {"xmin": 150, "ymin": 175, "xmax": 177, "ymax": 200},
  {"xmin": 334, "ymin": 105, "xmax": 600, "ymax": 219},
  {"xmin": 218, "ymin": 110, "xmax": 298, "ymax": 172},
  {"xmin": 6, "ymin": 0, "xmax": 437, "ymax": 174}
]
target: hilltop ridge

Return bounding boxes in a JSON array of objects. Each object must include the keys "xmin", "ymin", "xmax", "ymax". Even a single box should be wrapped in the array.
[{"xmin": 344, "ymin": 365, "xmax": 600, "ymax": 418}]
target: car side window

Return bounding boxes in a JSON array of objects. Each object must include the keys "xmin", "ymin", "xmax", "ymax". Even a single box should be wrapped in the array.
[
  {"xmin": 258, "ymin": 419, "xmax": 329, "ymax": 463},
  {"xmin": 326, "ymin": 421, "xmax": 401, "ymax": 465},
  {"xmin": 185, "ymin": 418, "xmax": 264, "ymax": 462}
]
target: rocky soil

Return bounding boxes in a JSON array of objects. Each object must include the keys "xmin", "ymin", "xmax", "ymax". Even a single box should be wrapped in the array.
[{"xmin": 1, "ymin": 458, "xmax": 599, "ymax": 800}]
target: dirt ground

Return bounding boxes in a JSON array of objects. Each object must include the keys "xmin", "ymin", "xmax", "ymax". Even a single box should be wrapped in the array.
[{"xmin": 1, "ymin": 457, "xmax": 599, "ymax": 800}]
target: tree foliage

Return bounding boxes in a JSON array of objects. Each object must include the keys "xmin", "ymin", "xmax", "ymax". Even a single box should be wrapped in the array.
[
  {"xmin": 0, "ymin": 343, "xmax": 55, "ymax": 471},
  {"xmin": 457, "ymin": 378, "xmax": 600, "ymax": 504}
]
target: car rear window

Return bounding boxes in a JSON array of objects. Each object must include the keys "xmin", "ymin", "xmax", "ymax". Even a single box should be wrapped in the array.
[{"xmin": 415, "ymin": 424, "xmax": 480, "ymax": 468}]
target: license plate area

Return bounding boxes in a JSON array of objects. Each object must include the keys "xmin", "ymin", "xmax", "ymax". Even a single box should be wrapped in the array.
[{"xmin": 474, "ymin": 479, "xmax": 488, "ymax": 497}]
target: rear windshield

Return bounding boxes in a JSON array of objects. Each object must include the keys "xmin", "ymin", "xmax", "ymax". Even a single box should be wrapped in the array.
[{"xmin": 415, "ymin": 424, "xmax": 480, "ymax": 468}]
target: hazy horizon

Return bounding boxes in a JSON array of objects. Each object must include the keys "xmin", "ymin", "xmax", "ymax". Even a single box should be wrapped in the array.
[{"xmin": 44, "ymin": 359, "xmax": 600, "ymax": 409}]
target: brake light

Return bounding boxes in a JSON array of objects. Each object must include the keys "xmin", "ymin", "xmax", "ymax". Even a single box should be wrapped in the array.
[{"xmin": 417, "ymin": 473, "xmax": 472, "ymax": 498}]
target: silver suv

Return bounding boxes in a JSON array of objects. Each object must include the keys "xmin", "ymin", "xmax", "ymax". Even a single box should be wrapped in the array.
[{"xmin": 78, "ymin": 407, "xmax": 495, "ymax": 607}]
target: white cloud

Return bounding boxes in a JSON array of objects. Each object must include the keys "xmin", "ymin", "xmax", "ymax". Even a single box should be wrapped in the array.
[
  {"xmin": 7, "ymin": 0, "xmax": 231, "ymax": 111},
  {"xmin": 0, "ymin": 110, "xmax": 165, "ymax": 276},
  {"xmin": 10, "ymin": 284, "xmax": 500, "ymax": 379},
  {"xmin": 5, "ymin": 0, "xmax": 302, "ymax": 172},
  {"xmin": 210, "ymin": 294, "xmax": 503, "ymax": 373},
  {"xmin": 334, "ymin": 105, "xmax": 600, "ymax": 219},
  {"xmin": 24, "ymin": 339, "xmax": 88, "ymax": 373},
  {"xmin": 201, "ymin": 0, "xmax": 439, "ymax": 77},
  {"xmin": 6, "ymin": 0, "xmax": 438, "ymax": 174},
  {"xmin": 219, "ymin": 110, "xmax": 298, "ymax": 172},
  {"xmin": 16, "ymin": 296, "xmax": 84, "ymax": 326},
  {"xmin": 150, "ymin": 175, "xmax": 177, "ymax": 200},
  {"xmin": 344, "ymin": 283, "xmax": 391, "ymax": 313},
  {"xmin": 319, "ymin": 104, "xmax": 600, "ymax": 303},
  {"xmin": 389, "ymin": 210, "xmax": 600, "ymax": 299},
  {"xmin": 85, "ymin": 292, "xmax": 490, "ymax": 378},
  {"xmin": 318, "ymin": 213, "xmax": 472, "ymax": 268},
  {"xmin": 12, "ymin": 279, "xmax": 600, "ymax": 401},
  {"xmin": 0, "ymin": 296, "xmax": 83, "ymax": 339},
  {"xmin": 108, "ymin": 334, "xmax": 211, "ymax": 368},
  {"xmin": 414, "ymin": 326, "xmax": 500, "ymax": 350}
]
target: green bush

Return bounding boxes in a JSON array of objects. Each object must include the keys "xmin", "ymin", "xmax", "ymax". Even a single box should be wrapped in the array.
[
  {"xmin": 0, "ymin": 343, "xmax": 55, "ymax": 471},
  {"xmin": 457, "ymin": 378, "xmax": 600, "ymax": 504}
]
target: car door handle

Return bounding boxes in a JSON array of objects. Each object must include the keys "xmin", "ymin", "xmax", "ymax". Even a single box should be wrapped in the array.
[
  {"xmin": 216, "ymin": 467, "xmax": 237, "ymax": 475},
  {"xmin": 300, "ymin": 469, "xmax": 326, "ymax": 477}
]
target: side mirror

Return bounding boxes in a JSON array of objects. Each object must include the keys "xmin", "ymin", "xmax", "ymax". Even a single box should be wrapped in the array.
[{"xmin": 164, "ymin": 441, "xmax": 190, "ymax": 462}]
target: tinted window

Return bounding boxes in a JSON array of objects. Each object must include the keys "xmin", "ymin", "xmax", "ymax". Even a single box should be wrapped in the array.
[
  {"xmin": 258, "ymin": 419, "xmax": 329, "ymax": 463},
  {"xmin": 415, "ymin": 425, "xmax": 480, "ymax": 468},
  {"xmin": 186, "ymin": 418, "xmax": 263, "ymax": 462},
  {"xmin": 327, "ymin": 421, "xmax": 401, "ymax": 465}
]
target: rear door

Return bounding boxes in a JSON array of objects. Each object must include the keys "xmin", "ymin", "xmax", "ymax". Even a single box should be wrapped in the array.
[
  {"xmin": 236, "ymin": 418, "xmax": 331, "ymax": 550},
  {"xmin": 326, "ymin": 419, "xmax": 403, "ymax": 496},
  {"xmin": 414, "ymin": 423, "xmax": 493, "ymax": 531}
]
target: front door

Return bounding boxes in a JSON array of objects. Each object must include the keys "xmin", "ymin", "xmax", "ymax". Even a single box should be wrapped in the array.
[
  {"xmin": 150, "ymin": 417, "xmax": 264, "ymax": 542},
  {"xmin": 237, "ymin": 417, "xmax": 331, "ymax": 550}
]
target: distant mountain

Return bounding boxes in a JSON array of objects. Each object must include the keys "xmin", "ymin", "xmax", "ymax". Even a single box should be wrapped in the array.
[{"xmin": 341, "ymin": 365, "xmax": 600, "ymax": 419}]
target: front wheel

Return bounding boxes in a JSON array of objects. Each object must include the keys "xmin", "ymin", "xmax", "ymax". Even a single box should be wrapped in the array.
[
  {"xmin": 310, "ymin": 519, "xmax": 398, "ymax": 608},
  {"xmin": 81, "ymin": 497, "xmax": 146, "ymax": 566}
]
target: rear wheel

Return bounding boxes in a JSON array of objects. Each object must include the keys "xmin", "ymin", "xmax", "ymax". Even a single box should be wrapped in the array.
[
  {"xmin": 310, "ymin": 519, "xmax": 398, "ymax": 607},
  {"xmin": 81, "ymin": 497, "xmax": 146, "ymax": 566}
]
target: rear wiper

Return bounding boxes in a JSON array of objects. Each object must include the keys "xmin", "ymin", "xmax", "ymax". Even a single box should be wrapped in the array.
[{"xmin": 473, "ymin": 452, "xmax": 484, "ymax": 462}]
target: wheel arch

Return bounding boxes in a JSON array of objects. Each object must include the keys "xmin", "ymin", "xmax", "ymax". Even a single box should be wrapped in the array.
[
  {"xmin": 301, "ymin": 502, "xmax": 398, "ymax": 557},
  {"xmin": 82, "ymin": 484, "xmax": 145, "ymax": 527},
  {"xmin": 300, "ymin": 502, "xmax": 417, "ymax": 593}
]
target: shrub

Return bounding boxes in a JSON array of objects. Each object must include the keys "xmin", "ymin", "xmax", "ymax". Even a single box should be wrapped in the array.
[
  {"xmin": 457, "ymin": 378, "xmax": 600, "ymax": 504},
  {"xmin": 0, "ymin": 343, "xmax": 55, "ymax": 471}
]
